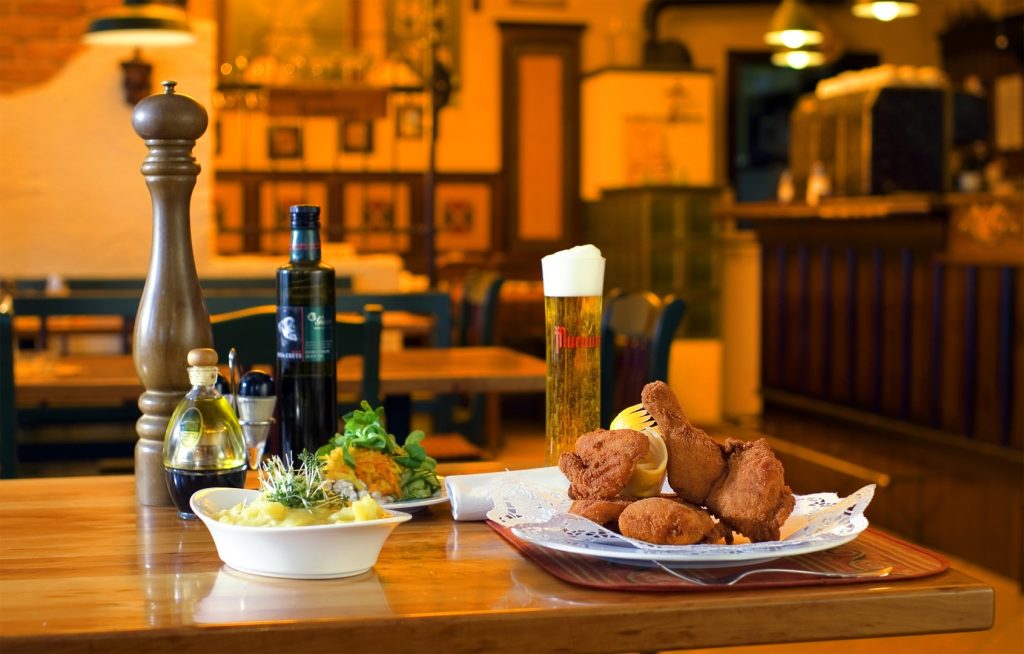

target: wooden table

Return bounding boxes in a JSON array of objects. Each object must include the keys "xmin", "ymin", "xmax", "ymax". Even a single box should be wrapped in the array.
[
  {"xmin": 14, "ymin": 347, "xmax": 545, "ymax": 407},
  {"xmin": 13, "ymin": 346, "xmax": 546, "ymax": 446},
  {"xmin": 0, "ymin": 467, "xmax": 994, "ymax": 654}
]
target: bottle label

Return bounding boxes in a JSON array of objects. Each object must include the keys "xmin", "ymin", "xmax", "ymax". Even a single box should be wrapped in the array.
[
  {"xmin": 178, "ymin": 408, "xmax": 202, "ymax": 449},
  {"xmin": 277, "ymin": 305, "xmax": 333, "ymax": 362}
]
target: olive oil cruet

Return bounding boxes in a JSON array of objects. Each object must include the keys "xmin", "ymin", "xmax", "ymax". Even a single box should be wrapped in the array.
[{"xmin": 163, "ymin": 348, "xmax": 247, "ymax": 519}]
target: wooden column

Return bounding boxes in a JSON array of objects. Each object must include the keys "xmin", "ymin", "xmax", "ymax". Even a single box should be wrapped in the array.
[{"xmin": 131, "ymin": 81, "xmax": 213, "ymax": 505}]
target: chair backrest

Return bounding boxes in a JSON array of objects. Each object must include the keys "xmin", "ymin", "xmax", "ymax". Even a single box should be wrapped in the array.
[
  {"xmin": 65, "ymin": 278, "xmax": 145, "ymax": 292},
  {"xmin": 204, "ymin": 291, "xmax": 451, "ymax": 348},
  {"xmin": 600, "ymin": 292, "xmax": 686, "ymax": 427},
  {"xmin": 457, "ymin": 271, "xmax": 504, "ymax": 346},
  {"xmin": 210, "ymin": 303, "xmax": 383, "ymax": 411},
  {"xmin": 210, "ymin": 305, "xmax": 278, "ymax": 368},
  {"xmin": 337, "ymin": 304, "xmax": 383, "ymax": 409},
  {"xmin": 0, "ymin": 294, "xmax": 16, "ymax": 478}
]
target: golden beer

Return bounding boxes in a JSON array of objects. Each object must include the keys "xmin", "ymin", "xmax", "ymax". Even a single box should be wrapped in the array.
[{"xmin": 545, "ymin": 295, "xmax": 602, "ymax": 464}]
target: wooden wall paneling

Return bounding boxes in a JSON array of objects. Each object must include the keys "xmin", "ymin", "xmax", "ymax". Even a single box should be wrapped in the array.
[
  {"xmin": 853, "ymin": 249, "xmax": 877, "ymax": 409},
  {"xmin": 828, "ymin": 247, "xmax": 854, "ymax": 404},
  {"xmin": 1011, "ymin": 268, "xmax": 1024, "ymax": 450},
  {"xmin": 908, "ymin": 253, "xmax": 935, "ymax": 423},
  {"xmin": 805, "ymin": 246, "xmax": 827, "ymax": 398},
  {"xmin": 880, "ymin": 248, "xmax": 908, "ymax": 418},
  {"xmin": 761, "ymin": 245, "xmax": 782, "ymax": 389},
  {"xmin": 939, "ymin": 265, "xmax": 968, "ymax": 435},
  {"xmin": 972, "ymin": 267, "xmax": 1003, "ymax": 444},
  {"xmin": 995, "ymin": 268, "xmax": 1016, "ymax": 448},
  {"xmin": 784, "ymin": 246, "xmax": 806, "ymax": 391}
]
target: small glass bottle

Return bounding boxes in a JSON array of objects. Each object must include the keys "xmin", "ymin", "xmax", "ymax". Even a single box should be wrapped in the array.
[{"xmin": 163, "ymin": 348, "xmax": 247, "ymax": 519}]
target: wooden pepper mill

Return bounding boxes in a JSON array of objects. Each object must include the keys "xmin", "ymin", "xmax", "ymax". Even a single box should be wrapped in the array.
[{"xmin": 131, "ymin": 80, "xmax": 213, "ymax": 506}]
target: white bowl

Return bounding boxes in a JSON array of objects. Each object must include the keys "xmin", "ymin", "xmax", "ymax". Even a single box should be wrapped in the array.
[{"xmin": 190, "ymin": 487, "xmax": 412, "ymax": 579}]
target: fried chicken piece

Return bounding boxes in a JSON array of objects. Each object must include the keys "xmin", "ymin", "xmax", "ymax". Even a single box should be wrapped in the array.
[
  {"xmin": 706, "ymin": 439, "xmax": 795, "ymax": 543},
  {"xmin": 618, "ymin": 497, "xmax": 730, "ymax": 545},
  {"xmin": 662, "ymin": 425, "xmax": 726, "ymax": 505},
  {"xmin": 558, "ymin": 429, "xmax": 649, "ymax": 500},
  {"xmin": 569, "ymin": 498, "xmax": 633, "ymax": 529},
  {"xmin": 641, "ymin": 381, "xmax": 726, "ymax": 505},
  {"xmin": 640, "ymin": 380, "xmax": 688, "ymax": 434}
]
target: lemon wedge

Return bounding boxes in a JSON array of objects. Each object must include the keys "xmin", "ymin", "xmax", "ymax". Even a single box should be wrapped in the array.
[
  {"xmin": 624, "ymin": 429, "xmax": 667, "ymax": 497},
  {"xmin": 610, "ymin": 404, "xmax": 666, "ymax": 497}
]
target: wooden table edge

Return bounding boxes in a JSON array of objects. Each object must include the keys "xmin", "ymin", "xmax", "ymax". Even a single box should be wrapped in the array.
[{"xmin": 0, "ymin": 568, "xmax": 993, "ymax": 654}]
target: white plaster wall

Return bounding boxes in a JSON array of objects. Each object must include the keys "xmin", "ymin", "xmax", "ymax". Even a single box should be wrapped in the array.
[{"xmin": 0, "ymin": 20, "xmax": 217, "ymax": 279}]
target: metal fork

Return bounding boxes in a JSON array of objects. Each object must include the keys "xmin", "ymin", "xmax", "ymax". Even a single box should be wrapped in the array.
[{"xmin": 652, "ymin": 561, "xmax": 893, "ymax": 586}]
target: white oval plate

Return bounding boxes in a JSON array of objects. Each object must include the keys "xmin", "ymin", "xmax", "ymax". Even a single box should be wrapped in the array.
[
  {"xmin": 380, "ymin": 477, "xmax": 449, "ymax": 513},
  {"xmin": 496, "ymin": 485, "xmax": 875, "ymax": 569}
]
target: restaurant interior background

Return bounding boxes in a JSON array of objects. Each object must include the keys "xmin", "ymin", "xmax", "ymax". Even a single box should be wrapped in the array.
[{"xmin": 1, "ymin": 0, "xmax": 1022, "ymax": 590}]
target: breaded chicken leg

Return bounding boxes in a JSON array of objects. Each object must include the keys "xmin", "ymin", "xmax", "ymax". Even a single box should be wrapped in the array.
[{"xmin": 641, "ymin": 381, "xmax": 725, "ymax": 504}]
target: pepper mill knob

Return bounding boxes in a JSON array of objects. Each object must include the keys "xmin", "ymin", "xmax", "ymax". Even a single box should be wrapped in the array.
[
  {"xmin": 131, "ymin": 80, "xmax": 208, "ymax": 141},
  {"xmin": 187, "ymin": 348, "xmax": 218, "ymax": 367}
]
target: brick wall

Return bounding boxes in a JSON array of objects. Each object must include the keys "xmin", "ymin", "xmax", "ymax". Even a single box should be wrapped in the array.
[{"xmin": 0, "ymin": 0, "xmax": 121, "ymax": 94}]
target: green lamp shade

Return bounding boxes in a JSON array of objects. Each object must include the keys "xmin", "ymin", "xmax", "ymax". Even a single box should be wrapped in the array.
[
  {"xmin": 83, "ymin": 1, "xmax": 195, "ymax": 46},
  {"xmin": 765, "ymin": 0, "xmax": 824, "ymax": 49}
]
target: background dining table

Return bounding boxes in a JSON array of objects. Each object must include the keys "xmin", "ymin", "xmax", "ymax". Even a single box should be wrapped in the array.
[
  {"xmin": 0, "ymin": 463, "xmax": 994, "ymax": 654},
  {"xmin": 12, "ymin": 346, "xmax": 546, "ymax": 450}
]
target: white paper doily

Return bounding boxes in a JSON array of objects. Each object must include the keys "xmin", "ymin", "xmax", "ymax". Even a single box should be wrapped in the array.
[{"xmin": 487, "ymin": 483, "xmax": 874, "ymax": 568}]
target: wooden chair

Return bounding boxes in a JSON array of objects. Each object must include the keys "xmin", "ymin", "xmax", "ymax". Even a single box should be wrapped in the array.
[
  {"xmin": 1, "ymin": 294, "xmax": 17, "ymax": 478},
  {"xmin": 600, "ymin": 292, "xmax": 687, "ymax": 428},
  {"xmin": 456, "ymin": 271, "xmax": 504, "ymax": 348},
  {"xmin": 336, "ymin": 304, "xmax": 382, "ymax": 414},
  {"xmin": 1, "ymin": 294, "xmax": 142, "ymax": 474},
  {"xmin": 210, "ymin": 304, "xmax": 277, "ymax": 369},
  {"xmin": 448, "ymin": 271, "xmax": 504, "ymax": 452},
  {"xmin": 210, "ymin": 303, "xmax": 383, "ymax": 430}
]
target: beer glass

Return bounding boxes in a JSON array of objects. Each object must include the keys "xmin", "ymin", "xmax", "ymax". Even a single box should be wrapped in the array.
[{"xmin": 541, "ymin": 245, "xmax": 605, "ymax": 465}]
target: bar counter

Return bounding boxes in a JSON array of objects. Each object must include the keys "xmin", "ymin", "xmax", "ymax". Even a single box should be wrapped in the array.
[{"xmin": 0, "ymin": 466, "xmax": 994, "ymax": 654}]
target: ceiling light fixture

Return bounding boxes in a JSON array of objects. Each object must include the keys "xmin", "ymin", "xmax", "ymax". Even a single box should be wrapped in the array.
[
  {"xmin": 765, "ymin": 0, "xmax": 824, "ymax": 50},
  {"xmin": 771, "ymin": 48, "xmax": 826, "ymax": 70},
  {"xmin": 851, "ymin": 1, "xmax": 921, "ymax": 22}
]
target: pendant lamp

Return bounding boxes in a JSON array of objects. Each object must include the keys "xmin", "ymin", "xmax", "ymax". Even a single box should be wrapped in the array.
[
  {"xmin": 83, "ymin": 1, "xmax": 194, "ymax": 105},
  {"xmin": 83, "ymin": 0, "xmax": 194, "ymax": 47},
  {"xmin": 765, "ymin": 0, "xmax": 824, "ymax": 50},
  {"xmin": 771, "ymin": 48, "xmax": 826, "ymax": 70},
  {"xmin": 851, "ymin": 0, "xmax": 921, "ymax": 22}
]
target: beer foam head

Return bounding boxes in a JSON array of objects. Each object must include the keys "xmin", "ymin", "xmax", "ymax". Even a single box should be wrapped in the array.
[{"xmin": 541, "ymin": 244, "xmax": 605, "ymax": 297}]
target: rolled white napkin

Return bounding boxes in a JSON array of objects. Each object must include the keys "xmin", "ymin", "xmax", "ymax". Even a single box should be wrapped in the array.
[{"xmin": 445, "ymin": 467, "xmax": 569, "ymax": 521}]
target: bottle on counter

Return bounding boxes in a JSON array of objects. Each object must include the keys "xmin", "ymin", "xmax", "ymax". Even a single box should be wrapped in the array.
[
  {"xmin": 806, "ymin": 161, "xmax": 831, "ymax": 206},
  {"xmin": 276, "ymin": 204, "xmax": 337, "ymax": 464},
  {"xmin": 163, "ymin": 348, "xmax": 247, "ymax": 519}
]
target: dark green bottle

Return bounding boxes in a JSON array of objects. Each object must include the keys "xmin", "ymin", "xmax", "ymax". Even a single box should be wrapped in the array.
[{"xmin": 276, "ymin": 205, "xmax": 337, "ymax": 463}]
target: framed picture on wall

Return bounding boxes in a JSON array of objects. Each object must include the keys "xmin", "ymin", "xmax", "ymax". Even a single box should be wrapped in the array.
[
  {"xmin": 214, "ymin": 180, "xmax": 245, "ymax": 255},
  {"xmin": 339, "ymin": 119, "xmax": 375, "ymax": 153},
  {"xmin": 342, "ymin": 182, "xmax": 411, "ymax": 252},
  {"xmin": 259, "ymin": 180, "xmax": 329, "ymax": 254},
  {"xmin": 395, "ymin": 104, "xmax": 424, "ymax": 139},
  {"xmin": 435, "ymin": 181, "xmax": 492, "ymax": 252},
  {"xmin": 268, "ymin": 125, "xmax": 303, "ymax": 159}
]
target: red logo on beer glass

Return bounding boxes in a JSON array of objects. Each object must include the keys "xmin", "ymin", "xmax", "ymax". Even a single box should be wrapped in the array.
[{"xmin": 553, "ymin": 325, "xmax": 601, "ymax": 352}]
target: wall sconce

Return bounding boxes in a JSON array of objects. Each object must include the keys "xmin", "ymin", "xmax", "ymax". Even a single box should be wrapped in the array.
[
  {"xmin": 851, "ymin": 0, "xmax": 920, "ymax": 22},
  {"xmin": 765, "ymin": 0, "xmax": 824, "ymax": 50},
  {"xmin": 83, "ymin": 0, "xmax": 195, "ymax": 105}
]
